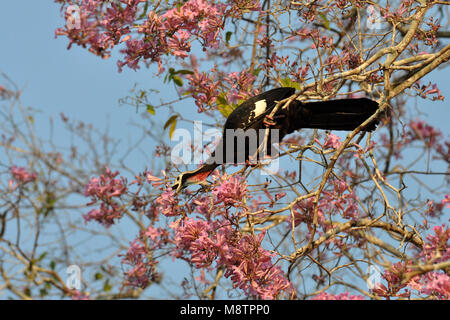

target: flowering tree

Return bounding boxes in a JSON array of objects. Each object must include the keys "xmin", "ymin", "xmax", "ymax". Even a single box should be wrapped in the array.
[{"xmin": 1, "ymin": 0, "xmax": 449, "ymax": 299}]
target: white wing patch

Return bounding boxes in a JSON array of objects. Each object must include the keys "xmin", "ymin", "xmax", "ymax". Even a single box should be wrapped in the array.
[{"xmin": 253, "ymin": 99, "xmax": 267, "ymax": 118}]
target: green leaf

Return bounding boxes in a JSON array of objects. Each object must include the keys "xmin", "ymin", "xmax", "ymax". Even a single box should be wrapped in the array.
[
  {"xmin": 319, "ymin": 13, "xmax": 330, "ymax": 30},
  {"xmin": 252, "ymin": 68, "xmax": 261, "ymax": 77},
  {"xmin": 216, "ymin": 94, "xmax": 228, "ymax": 105},
  {"xmin": 103, "ymin": 279, "xmax": 112, "ymax": 292},
  {"xmin": 39, "ymin": 288, "xmax": 48, "ymax": 297},
  {"xmin": 23, "ymin": 287, "xmax": 31, "ymax": 297},
  {"xmin": 38, "ymin": 252, "xmax": 48, "ymax": 262},
  {"xmin": 280, "ymin": 77, "xmax": 301, "ymax": 90},
  {"xmin": 216, "ymin": 94, "xmax": 235, "ymax": 118},
  {"xmin": 49, "ymin": 260, "xmax": 56, "ymax": 270},
  {"xmin": 164, "ymin": 115, "xmax": 178, "ymax": 139},
  {"xmin": 225, "ymin": 31, "xmax": 232, "ymax": 45},
  {"xmin": 169, "ymin": 120, "xmax": 177, "ymax": 140},
  {"xmin": 146, "ymin": 104, "xmax": 155, "ymax": 115},
  {"xmin": 164, "ymin": 115, "xmax": 178, "ymax": 130},
  {"xmin": 172, "ymin": 69, "xmax": 194, "ymax": 75},
  {"xmin": 94, "ymin": 272, "xmax": 103, "ymax": 281},
  {"xmin": 172, "ymin": 75, "xmax": 183, "ymax": 87},
  {"xmin": 218, "ymin": 104, "xmax": 234, "ymax": 118}
]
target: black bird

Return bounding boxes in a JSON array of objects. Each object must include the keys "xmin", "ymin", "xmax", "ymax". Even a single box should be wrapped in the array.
[{"xmin": 172, "ymin": 87, "xmax": 379, "ymax": 193}]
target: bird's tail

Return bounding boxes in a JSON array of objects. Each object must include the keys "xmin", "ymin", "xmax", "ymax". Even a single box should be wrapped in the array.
[{"xmin": 291, "ymin": 98, "xmax": 379, "ymax": 132}]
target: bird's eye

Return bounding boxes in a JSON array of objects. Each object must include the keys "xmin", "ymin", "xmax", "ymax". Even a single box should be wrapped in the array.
[{"xmin": 173, "ymin": 174, "xmax": 182, "ymax": 186}]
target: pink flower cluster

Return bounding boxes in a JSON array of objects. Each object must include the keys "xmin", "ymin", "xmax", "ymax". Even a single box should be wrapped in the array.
[
  {"xmin": 223, "ymin": 70, "xmax": 258, "ymax": 104},
  {"xmin": 155, "ymin": 188, "xmax": 182, "ymax": 217},
  {"xmin": 372, "ymin": 225, "xmax": 450, "ymax": 299},
  {"xmin": 380, "ymin": 119, "xmax": 449, "ymax": 163},
  {"xmin": 121, "ymin": 238, "xmax": 157, "ymax": 288},
  {"xmin": 56, "ymin": 0, "xmax": 230, "ymax": 72},
  {"xmin": 325, "ymin": 45, "xmax": 361, "ymax": 73},
  {"xmin": 0, "ymin": 85, "xmax": 14, "ymax": 100},
  {"xmin": 372, "ymin": 261, "xmax": 450, "ymax": 300},
  {"xmin": 292, "ymin": 179, "xmax": 361, "ymax": 229},
  {"xmin": 173, "ymin": 218, "xmax": 293, "ymax": 299},
  {"xmin": 9, "ymin": 166, "xmax": 37, "ymax": 189},
  {"xmin": 420, "ymin": 225, "xmax": 449, "ymax": 264},
  {"xmin": 185, "ymin": 64, "xmax": 258, "ymax": 112},
  {"xmin": 409, "ymin": 271, "xmax": 450, "ymax": 300},
  {"xmin": 71, "ymin": 290, "xmax": 92, "ymax": 300},
  {"xmin": 407, "ymin": 119, "xmax": 442, "ymax": 148},
  {"xmin": 212, "ymin": 173, "xmax": 248, "ymax": 207},
  {"xmin": 120, "ymin": 224, "xmax": 168, "ymax": 288},
  {"xmin": 311, "ymin": 292, "xmax": 365, "ymax": 300},
  {"xmin": 55, "ymin": 0, "xmax": 145, "ymax": 59},
  {"xmin": 83, "ymin": 167, "xmax": 127, "ymax": 227},
  {"xmin": 414, "ymin": 82, "xmax": 445, "ymax": 101},
  {"xmin": 371, "ymin": 261, "xmax": 414, "ymax": 299},
  {"xmin": 156, "ymin": 172, "xmax": 292, "ymax": 298},
  {"xmin": 322, "ymin": 133, "xmax": 342, "ymax": 150},
  {"xmin": 186, "ymin": 64, "xmax": 221, "ymax": 111}
]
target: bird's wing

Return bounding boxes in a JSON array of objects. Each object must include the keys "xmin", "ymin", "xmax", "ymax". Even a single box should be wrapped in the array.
[{"xmin": 225, "ymin": 87, "xmax": 296, "ymax": 131}]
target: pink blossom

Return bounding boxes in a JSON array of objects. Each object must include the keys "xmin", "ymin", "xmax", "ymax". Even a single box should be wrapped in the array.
[
  {"xmin": 323, "ymin": 133, "xmax": 342, "ymax": 149},
  {"xmin": 84, "ymin": 167, "xmax": 127, "ymax": 202},
  {"xmin": 82, "ymin": 167, "xmax": 127, "ymax": 226},
  {"xmin": 425, "ymin": 196, "xmax": 449, "ymax": 217},
  {"xmin": 411, "ymin": 272, "xmax": 450, "ymax": 299},
  {"xmin": 185, "ymin": 64, "xmax": 221, "ymax": 111},
  {"xmin": 224, "ymin": 70, "xmax": 257, "ymax": 103},
  {"xmin": 311, "ymin": 292, "xmax": 365, "ymax": 300},
  {"xmin": 121, "ymin": 238, "xmax": 158, "ymax": 289},
  {"xmin": 9, "ymin": 166, "xmax": 37, "ymax": 189},
  {"xmin": 155, "ymin": 188, "xmax": 182, "ymax": 217},
  {"xmin": 172, "ymin": 218, "xmax": 293, "ymax": 299},
  {"xmin": 407, "ymin": 119, "xmax": 442, "ymax": 148},
  {"xmin": 71, "ymin": 290, "xmax": 92, "ymax": 300},
  {"xmin": 372, "ymin": 262, "xmax": 413, "ymax": 298},
  {"xmin": 291, "ymin": 183, "xmax": 360, "ymax": 228},
  {"xmin": 144, "ymin": 226, "xmax": 168, "ymax": 247},
  {"xmin": 193, "ymin": 195, "xmax": 212, "ymax": 217},
  {"xmin": 57, "ymin": 0, "xmax": 228, "ymax": 72},
  {"xmin": 291, "ymin": 197, "xmax": 324, "ymax": 227},
  {"xmin": 420, "ymin": 225, "xmax": 450, "ymax": 263},
  {"xmin": 443, "ymin": 195, "xmax": 450, "ymax": 208},
  {"xmin": 212, "ymin": 174, "xmax": 248, "ymax": 207},
  {"xmin": 173, "ymin": 218, "xmax": 217, "ymax": 267},
  {"xmin": 167, "ymin": 30, "xmax": 191, "ymax": 58},
  {"xmin": 82, "ymin": 202, "xmax": 123, "ymax": 227},
  {"xmin": 223, "ymin": 232, "xmax": 293, "ymax": 299}
]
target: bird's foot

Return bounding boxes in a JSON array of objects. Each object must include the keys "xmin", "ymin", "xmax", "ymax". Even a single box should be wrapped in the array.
[
  {"xmin": 263, "ymin": 115, "xmax": 276, "ymax": 127},
  {"xmin": 245, "ymin": 159, "xmax": 258, "ymax": 167}
]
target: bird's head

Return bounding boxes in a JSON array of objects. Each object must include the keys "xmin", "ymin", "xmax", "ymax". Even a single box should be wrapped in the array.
[
  {"xmin": 171, "ymin": 166, "xmax": 216, "ymax": 194},
  {"xmin": 171, "ymin": 171, "xmax": 191, "ymax": 194}
]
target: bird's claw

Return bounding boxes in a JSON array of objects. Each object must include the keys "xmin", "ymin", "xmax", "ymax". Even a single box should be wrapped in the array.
[{"xmin": 263, "ymin": 115, "xmax": 276, "ymax": 127}]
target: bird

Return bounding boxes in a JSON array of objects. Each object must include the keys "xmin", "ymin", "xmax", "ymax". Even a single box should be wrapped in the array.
[{"xmin": 172, "ymin": 87, "xmax": 379, "ymax": 193}]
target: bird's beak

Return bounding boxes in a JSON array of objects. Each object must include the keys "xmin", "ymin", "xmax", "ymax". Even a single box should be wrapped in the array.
[{"xmin": 171, "ymin": 181, "xmax": 183, "ymax": 194}]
